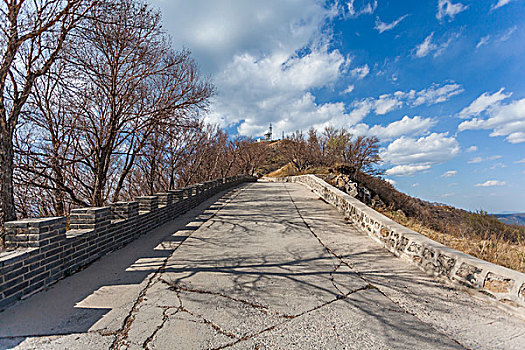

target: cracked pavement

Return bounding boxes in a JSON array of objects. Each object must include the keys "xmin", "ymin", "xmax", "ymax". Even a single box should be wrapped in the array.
[{"xmin": 1, "ymin": 181, "xmax": 525, "ymax": 349}]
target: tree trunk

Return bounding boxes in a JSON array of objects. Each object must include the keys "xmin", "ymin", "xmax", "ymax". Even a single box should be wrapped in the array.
[{"xmin": 0, "ymin": 132, "xmax": 16, "ymax": 227}]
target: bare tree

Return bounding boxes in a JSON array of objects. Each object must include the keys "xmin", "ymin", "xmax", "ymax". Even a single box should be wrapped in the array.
[
  {"xmin": 343, "ymin": 135, "xmax": 381, "ymax": 178},
  {"xmin": 15, "ymin": 58, "xmax": 91, "ymax": 217},
  {"xmin": 0, "ymin": 0, "xmax": 94, "ymax": 234},
  {"xmin": 284, "ymin": 130, "xmax": 310, "ymax": 171},
  {"xmin": 65, "ymin": 0, "xmax": 212, "ymax": 206}
]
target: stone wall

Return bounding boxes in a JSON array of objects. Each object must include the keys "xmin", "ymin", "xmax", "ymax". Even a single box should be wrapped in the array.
[
  {"xmin": 0, "ymin": 175, "xmax": 256, "ymax": 311},
  {"xmin": 269, "ymin": 175, "xmax": 525, "ymax": 309}
]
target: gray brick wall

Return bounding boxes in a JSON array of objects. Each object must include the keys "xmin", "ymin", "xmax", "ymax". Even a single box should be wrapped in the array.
[{"xmin": 0, "ymin": 175, "xmax": 256, "ymax": 311}]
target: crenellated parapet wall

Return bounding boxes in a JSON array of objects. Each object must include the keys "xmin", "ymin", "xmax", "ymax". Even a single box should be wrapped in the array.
[
  {"xmin": 268, "ymin": 175, "xmax": 525, "ymax": 310},
  {"xmin": 0, "ymin": 175, "xmax": 256, "ymax": 311}
]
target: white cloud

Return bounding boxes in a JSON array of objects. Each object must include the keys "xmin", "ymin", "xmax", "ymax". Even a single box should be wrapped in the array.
[
  {"xmin": 347, "ymin": 0, "xmax": 377, "ymax": 17},
  {"xmin": 373, "ymin": 95, "xmax": 401, "ymax": 114},
  {"xmin": 442, "ymin": 193, "xmax": 456, "ymax": 198},
  {"xmin": 409, "ymin": 83, "xmax": 464, "ymax": 105},
  {"xmin": 457, "ymin": 88, "xmax": 512, "ymax": 119},
  {"xmin": 414, "ymin": 32, "xmax": 455, "ymax": 58},
  {"xmin": 476, "ymin": 35, "xmax": 491, "ymax": 49},
  {"xmin": 151, "ymin": 0, "xmax": 335, "ymax": 74},
  {"xmin": 386, "ymin": 165, "xmax": 432, "ymax": 177},
  {"xmin": 466, "ymin": 145, "xmax": 478, "ymax": 152},
  {"xmin": 350, "ymin": 115, "xmax": 436, "ymax": 141},
  {"xmin": 341, "ymin": 83, "xmax": 461, "ymax": 132},
  {"xmin": 476, "ymin": 26, "xmax": 517, "ymax": 50},
  {"xmin": 441, "ymin": 170, "xmax": 458, "ymax": 177},
  {"xmin": 375, "ymin": 14, "xmax": 409, "ymax": 34},
  {"xmin": 415, "ymin": 33, "xmax": 436, "ymax": 58},
  {"xmin": 381, "ymin": 133, "xmax": 460, "ymax": 176},
  {"xmin": 343, "ymin": 84, "xmax": 355, "ymax": 94},
  {"xmin": 500, "ymin": 26, "xmax": 517, "ymax": 42},
  {"xmin": 211, "ymin": 47, "xmax": 350, "ymax": 135},
  {"xmin": 475, "ymin": 180, "xmax": 506, "ymax": 187},
  {"xmin": 413, "ymin": 183, "xmax": 420, "ymax": 187},
  {"xmin": 459, "ymin": 97, "xmax": 525, "ymax": 144},
  {"xmin": 492, "ymin": 0, "xmax": 513, "ymax": 10},
  {"xmin": 515, "ymin": 158, "xmax": 525, "ymax": 164},
  {"xmin": 168, "ymin": 1, "xmax": 355, "ymax": 137},
  {"xmin": 468, "ymin": 155, "xmax": 502, "ymax": 163},
  {"xmin": 436, "ymin": 0, "xmax": 468, "ymax": 21},
  {"xmin": 490, "ymin": 162, "xmax": 507, "ymax": 169},
  {"xmin": 350, "ymin": 64, "xmax": 370, "ymax": 80}
]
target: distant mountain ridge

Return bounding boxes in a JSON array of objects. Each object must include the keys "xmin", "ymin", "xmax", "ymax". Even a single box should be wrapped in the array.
[{"xmin": 495, "ymin": 213, "xmax": 525, "ymax": 226}]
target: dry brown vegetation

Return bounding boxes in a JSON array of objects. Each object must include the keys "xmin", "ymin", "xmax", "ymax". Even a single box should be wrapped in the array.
[
  {"xmin": 329, "ymin": 170, "xmax": 525, "ymax": 272},
  {"xmin": 380, "ymin": 208, "xmax": 525, "ymax": 273}
]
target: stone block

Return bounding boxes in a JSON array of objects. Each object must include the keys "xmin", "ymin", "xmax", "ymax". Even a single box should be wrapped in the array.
[
  {"xmin": 110, "ymin": 201, "xmax": 139, "ymax": 221},
  {"xmin": 4, "ymin": 217, "xmax": 66, "ymax": 249},
  {"xmin": 436, "ymin": 254, "xmax": 456, "ymax": 276},
  {"xmin": 168, "ymin": 189, "xmax": 184, "ymax": 201},
  {"xmin": 483, "ymin": 272, "xmax": 514, "ymax": 294},
  {"xmin": 70, "ymin": 207, "xmax": 111, "ymax": 230},
  {"xmin": 155, "ymin": 193, "xmax": 174, "ymax": 207},
  {"xmin": 136, "ymin": 196, "xmax": 159, "ymax": 213},
  {"xmin": 407, "ymin": 242, "xmax": 422, "ymax": 254}
]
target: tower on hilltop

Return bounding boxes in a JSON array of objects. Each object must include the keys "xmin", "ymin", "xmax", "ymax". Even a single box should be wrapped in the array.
[{"xmin": 264, "ymin": 123, "xmax": 272, "ymax": 141}]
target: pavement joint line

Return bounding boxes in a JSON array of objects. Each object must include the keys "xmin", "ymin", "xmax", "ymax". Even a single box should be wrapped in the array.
[
  {"xmin": 109, "ymin": 185, "xmax": 250, "ymax": 350},
  {"xmin": 283, "ymin": 182, "xmax": 472, "ymax": 350}
]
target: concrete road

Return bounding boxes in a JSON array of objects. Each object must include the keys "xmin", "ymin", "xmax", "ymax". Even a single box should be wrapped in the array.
[{"xmin": 0, "ymin": 181, "xmax": 524, "ymax": 349}]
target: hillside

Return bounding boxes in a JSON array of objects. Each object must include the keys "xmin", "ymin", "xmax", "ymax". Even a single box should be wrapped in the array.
[
  {"xmin": 254, "ymin": 140, "xmax": 292, "ymax": 175},
  {"xmin": 496, "ymin": 213, "xmax": 525, "ymax": 226}
]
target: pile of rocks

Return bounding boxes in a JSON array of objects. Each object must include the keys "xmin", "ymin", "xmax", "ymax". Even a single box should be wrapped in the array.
[{"xmin": 320, "ymin": 174, "xmax": 385, "ymax": 209}]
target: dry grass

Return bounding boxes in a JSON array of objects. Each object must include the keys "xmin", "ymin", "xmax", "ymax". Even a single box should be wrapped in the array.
[
  {"xmin": 266, "ymin": 163, "xmax": 298, "ymax": 177},
  {"xmin": 266, "ymin": 163, "xmax": 330, "ymax": 178},
  {"xmin": 379, "ymin": 208, "xmax": 525, "ymax": 273}
]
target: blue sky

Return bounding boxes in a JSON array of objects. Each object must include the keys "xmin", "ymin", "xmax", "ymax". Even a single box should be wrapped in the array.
[{"xmin": 150, "ymin": 0, "xmax": 525, "ymax": 213}]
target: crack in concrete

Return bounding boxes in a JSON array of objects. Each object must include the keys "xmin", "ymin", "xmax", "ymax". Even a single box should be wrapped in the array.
[
  {"xmin": 283, "ymin": 183, "xmax": 370, "ymax": 289},
  {"xmin": 109, "ymin": 186, "xmax": 247, "ymax": 350},
  {"xmin": 160, "ymin": 278, "xmax": 273, "ymax": 316},
  {"xmin": 210, "ymin": 284, "xmax": 374, "ymax": 350},
  {"xmin": 167, "ymin": 280, "xmax": 241, "ymax": 341},
  {"xmin": 142, "ymin": 306, "xmax": 181, "ymax": 350},
  {"xmin": 283, "ymin": 183, "xmax": 472, "ymax": 350},
  {"xmin": 180, "ymin": 306, "xmax": 240, "ymax": 340},
  {"xmin": 332, "ymin": 324, "xmax": 344, "ymax": 345},
  {"xmin": 156, "ymin": 257, "xmax": 376, "ymax": 349},
  {"xmin": 329, "ymin": 260, "xmax": 345, "ymax": 297}
]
